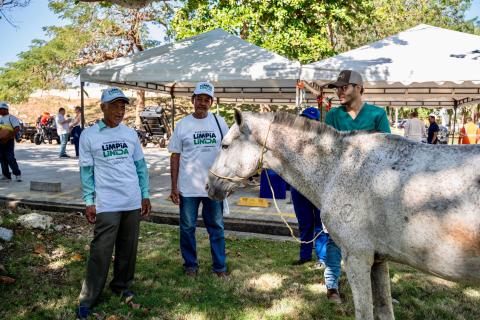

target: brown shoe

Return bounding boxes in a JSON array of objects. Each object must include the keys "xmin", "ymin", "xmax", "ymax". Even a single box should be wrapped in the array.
[
  {"xmin": 214, "ymin": 271, "xmax": 229, "ymax": 279},
  {"xmin": 326, "ymin": 288, "xmax": 342, "ymax": 304},
  {"xmin": 185, "ymin": 269, "xmax": 198, "ymax": 277}
]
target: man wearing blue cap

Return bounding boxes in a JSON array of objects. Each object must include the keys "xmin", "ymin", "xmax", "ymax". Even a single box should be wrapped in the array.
[
  {"xmin": 76, "ymin": 87, "xmax": 151, "ymax": 319},
  {"xmin": 0, "ymin": 102, "xmax": 22, "ymax": 182},
  {"xmin": 291, "ymin": 107, "xmax": 329, "ymax": 267},
  {"xmin": 168, "ymin": 82, "xmax": 229, "ymax": 278}
]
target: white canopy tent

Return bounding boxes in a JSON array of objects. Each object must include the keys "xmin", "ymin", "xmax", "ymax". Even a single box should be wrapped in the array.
[
  {"xmin": 301, "ymin": 24, "xmax": 480, "ymax": 109},
  {"xmin": 80, "ymin": 28, "xmax": 300, "ymax": 105}
]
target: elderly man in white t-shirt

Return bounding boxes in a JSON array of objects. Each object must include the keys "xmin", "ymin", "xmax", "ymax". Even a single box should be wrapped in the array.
[
  {"xmin": 76, "ymin": 87, "xmax": 151, "ymax": 320},
  {"xmin": 168, "ymin": 82, "xmax": 229, "ymax": 278}
]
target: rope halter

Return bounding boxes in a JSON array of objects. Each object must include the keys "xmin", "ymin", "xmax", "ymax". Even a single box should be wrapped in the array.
[{"xmin": 209, "ymin": 122, "xmax": 272, "ymax": 182}]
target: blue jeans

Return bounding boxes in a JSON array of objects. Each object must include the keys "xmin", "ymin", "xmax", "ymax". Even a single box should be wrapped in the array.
[
  {"xmin": 59, "ymin": 133, "xmax": 69, "ymax": 156},
  {"xmin": 0, "ymin": 139, "xmax": 21, "ymax": 179},
  {"xmin": 71, "ymin": 126, "xmax": 83, "ymax": 157},
  {"xmin": 291, "ymin": 188, "xmax": 329, "ymax": 262},
  {"xmin": 179, "ymin": 195, "xmax": 226, "ymax": 272},
  {"xmin": 324, "ymin": 238, "xmax": 342, "ymax": 289}
]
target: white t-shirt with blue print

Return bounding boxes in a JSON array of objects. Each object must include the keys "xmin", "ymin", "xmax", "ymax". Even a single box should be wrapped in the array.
[
  {"xmin": 79, "ymin": 122, "xmax": 144, "ymax": 213},
  {"xmin": 168, "ymin": 113, "xmax": 229, "ymax": 197}
]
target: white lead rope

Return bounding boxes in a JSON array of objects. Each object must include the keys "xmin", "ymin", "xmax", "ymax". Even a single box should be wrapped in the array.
[{"xmin": 210, "ymin": 121, "xmax": 323, "ymax": 245}]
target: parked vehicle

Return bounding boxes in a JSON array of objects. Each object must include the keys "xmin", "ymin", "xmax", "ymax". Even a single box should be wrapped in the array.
[
  {"xmin": 34, "ymin": 115, "xmax": 60, "ymax": 145},
  {"xmin": 138, "ymin": 106, "xmax": 172, "ymax": 148}
]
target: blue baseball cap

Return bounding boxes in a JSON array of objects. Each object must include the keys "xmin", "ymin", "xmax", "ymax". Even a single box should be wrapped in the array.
[
  {"xmin": 101, "ymin": 87, "xmax": 130, "ymax": 104},
  {"xmin": 300, "ymin": 107, "xmax": 320, "ymax": 121},
  {"xmin": 0, "ymin": 102, "xmax": 9, "ymax": 110}
]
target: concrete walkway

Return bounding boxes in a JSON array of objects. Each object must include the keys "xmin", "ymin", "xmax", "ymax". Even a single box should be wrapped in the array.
[{"xmin": 0, "ymin": 142, "xmax": 298, "ymax": 235}]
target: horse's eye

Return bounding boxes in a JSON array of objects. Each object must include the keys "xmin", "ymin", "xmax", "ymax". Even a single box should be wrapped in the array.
[{"xmin": 222, "ymin": 144, "xmax": 229, "ymax": 150}]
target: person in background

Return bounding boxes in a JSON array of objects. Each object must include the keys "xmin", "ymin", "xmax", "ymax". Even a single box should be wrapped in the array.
[
  {"xmin": 403, "ymin": 111, "xmax": 425, "ymax": 142},
  {"xmin": 76, "ymin": 87, "xmax": 150, "ymax": 319},
  {"xmin": 324, "ymin": 69, "xmax": 391, "ymax": 303},
  {"xmin": 291, "ymin": 107, "xmax": 329, "ymax": 268},
  {"xmin": 168, "ymin": 82, "xmax": 229, "ymax": 278},
  {"xmin": 458, "ymin": 116, "xmax": 479, "ymax": 144},
  {"xmin": 70, "ymin": 106, "xmax": 83, "ymax": 157},
  {"xmin": 56, "ymin": 107, "xmax": 72, "ymax": 158},
  {"xmin": 0, "ymin": 102, "xmax": 22, "ymax": 182},
  {"xmin": 427, "ymin": 113, "xmax": 439, "ymax": 144}
]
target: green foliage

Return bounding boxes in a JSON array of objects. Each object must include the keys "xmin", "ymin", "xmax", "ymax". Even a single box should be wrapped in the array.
[
  {"xmin": 172, "ymin": 0, "xmax": 375, "ymax": 64},
  {"xmin": 172, "ymin": 0, "xmax": 478, "ymax": 64},
  {"xmin": 0, "ymin": 0, "xmax": 174, "ymax": 103}
]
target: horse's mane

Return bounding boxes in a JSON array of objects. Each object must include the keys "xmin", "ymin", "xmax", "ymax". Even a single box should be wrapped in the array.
[
  {"xmin": 271, "ymin": 111, "xmax": 414, "ymax": 144},
  {"xmin": 271, "ymin": 111, "xmax": 350, "ymax": 137}
]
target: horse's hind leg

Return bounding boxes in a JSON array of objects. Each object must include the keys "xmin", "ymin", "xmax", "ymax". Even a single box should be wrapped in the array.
[
  {"xmin": 344, "ymin": 253, "xmax": 375, "ymax": 320},
  {"xmin": 371, "ymin": 261, "xmax": 395, "ymax": 320}
]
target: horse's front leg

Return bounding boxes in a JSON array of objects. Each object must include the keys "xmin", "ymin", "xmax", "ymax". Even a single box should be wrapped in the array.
[
  {"xmin": 344, "ymin": 252, "xmax": 375, "ymax": 320},
  {"xmin": 371, "ymin": 261, "xmax": 395, "ymax": 320}
]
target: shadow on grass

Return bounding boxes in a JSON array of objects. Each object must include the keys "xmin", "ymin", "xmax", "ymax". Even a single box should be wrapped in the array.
[{"xmin": 0, "ymin": 210, "xmax": 479, "ymax": 320}]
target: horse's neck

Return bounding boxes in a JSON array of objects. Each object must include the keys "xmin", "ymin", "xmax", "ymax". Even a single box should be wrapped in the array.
[{"xmin": 259, "ymin": 121, "xmax": 341, "ymax": 205}]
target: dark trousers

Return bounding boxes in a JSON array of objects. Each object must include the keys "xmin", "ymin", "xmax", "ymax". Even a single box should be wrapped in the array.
[
  {"xmin": 79, "ymin": 209, "xmax": 140, "ymax": 308},
  {"xmin": 0, "ymin": 139, "xmax": 21, "ymax": 179},
  {"xmin": 291, "ymin": 187, "xmax": 328, "ymax": 262},
  {"xmin": 71, "ymin": 126, "xmax": 83, "ymax": 157}
]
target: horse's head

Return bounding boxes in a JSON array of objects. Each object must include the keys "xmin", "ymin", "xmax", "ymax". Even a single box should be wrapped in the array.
[{"xmin": 207, "ymin": 109, "xmax": 273, "ymax": 200}]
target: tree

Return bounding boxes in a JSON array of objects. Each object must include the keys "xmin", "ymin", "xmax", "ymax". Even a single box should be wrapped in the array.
[
  {"xmin": 171, "ymin": 0, "xmax": 376, "ymax": 64},
  {"xmin": 77, "ymin": 0, "xmax": 156, "ymax": 8},
  {"xmin": 171, "ymin": 0, "xmax": 478, "ymax": 64},
  {"xmin": 0, "ymin": 0, "xmax": 175, "ymax": 124},
  {"xmin": 0, "ymin": 0, "xmax": 31, "ymax": 26}
]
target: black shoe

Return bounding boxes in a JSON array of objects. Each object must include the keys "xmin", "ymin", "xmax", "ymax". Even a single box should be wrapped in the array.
[
  {"xmin": 59, "ymin": 154, "xmax": 70, "ymax": 158},
  {"xmin": 292, "ymin": 258, "xmax": 312, "ymax": 265}
]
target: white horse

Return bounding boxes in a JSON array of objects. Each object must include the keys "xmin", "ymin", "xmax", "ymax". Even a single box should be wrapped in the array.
[{"xmin": 207, "ymin": 109, "xmax": 480, "ymax": 320}]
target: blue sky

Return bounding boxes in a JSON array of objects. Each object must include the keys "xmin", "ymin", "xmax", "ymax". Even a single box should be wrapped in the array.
[{"xmin": 1, "ymin": 0, "xmax": 479, "ymax": 67}]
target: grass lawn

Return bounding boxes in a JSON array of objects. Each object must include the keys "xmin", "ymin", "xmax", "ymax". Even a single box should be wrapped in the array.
[{"xmin": 1, "ymin": 208, "xmax": 479, "ymax": 320}]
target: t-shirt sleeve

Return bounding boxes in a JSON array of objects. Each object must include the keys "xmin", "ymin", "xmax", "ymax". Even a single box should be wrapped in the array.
[
  {"xmin": 376, "ymin": 110, "xmax": 391, "ymax": 133},
  {"xmin": 325, "ymin": 110, "xmax": 334, "ymax": 126},
  {"xmin": 167, "ymin": 120, "xmax": 182, "ymax": 154},
  {"xmin": 218, "ymin": 116, "xmax": 229, "ymax": 137},
  {"xmin": 132, "ymin": 129, "xmax": 145, "ymax": 162},
  {"xmin": 9, "ymin": 116, "xmax": 20, "ymax": 128},
  {"xmin": 79, "ymin": 131, "xmax": 94, "ymax": 167}
]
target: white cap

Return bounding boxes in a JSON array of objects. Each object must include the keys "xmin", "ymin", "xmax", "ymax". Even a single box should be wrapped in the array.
[
  {"xmin": 193, "ymin": 82, "xmax": 214, "ymax": 99},
  {"xmin": 429, "ymin": 113, "xmax": 436, "ymax": 118},
  {"xmin": 101, "ymin": 87, "xmax": 129, "ymax": 104},
  {"xmin": 0, "ymin": 102, "xmax": 9, "ymax": 110}
]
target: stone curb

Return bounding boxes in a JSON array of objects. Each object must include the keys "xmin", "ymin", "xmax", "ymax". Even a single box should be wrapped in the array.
[{"xmin": 0, "ymin": 197, "xmax": 298, "ymax": 237}]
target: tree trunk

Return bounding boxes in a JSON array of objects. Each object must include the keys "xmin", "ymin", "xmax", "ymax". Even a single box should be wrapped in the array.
[{"xmin": 136, "ymin": 90, "xmax": 145, "ymax": 127}]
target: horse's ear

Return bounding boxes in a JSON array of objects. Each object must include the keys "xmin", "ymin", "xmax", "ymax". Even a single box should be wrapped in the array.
[{"xmin": 234, "ymin": 108, "xmax": 244, "ymax": 127}]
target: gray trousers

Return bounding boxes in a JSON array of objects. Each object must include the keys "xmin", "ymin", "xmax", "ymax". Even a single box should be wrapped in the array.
[{"xmin": 79, "ymin": 209, "xmax": 140, "ymax": 308}]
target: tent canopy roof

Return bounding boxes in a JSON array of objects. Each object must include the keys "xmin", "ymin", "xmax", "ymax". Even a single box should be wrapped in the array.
[
  {"xmin": 301, "ymin": 24, "xmax": 480, "ymax": 87},
  {"xmin": 80, "ymin": 28, "xmax": 300, "ymax": 103},
  {"xmin": 301, "ymin": 24, "xmax": 480, "ymax": 106}
]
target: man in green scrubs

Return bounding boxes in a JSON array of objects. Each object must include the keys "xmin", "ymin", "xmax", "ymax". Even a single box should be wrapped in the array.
[{"xmin": 323, "ymin": 70, "xmax": 390, "ymax": 303}]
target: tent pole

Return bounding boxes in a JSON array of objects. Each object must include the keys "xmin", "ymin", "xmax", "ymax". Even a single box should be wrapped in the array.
[
  {"xmin": 451, "ymin": 99, "xmax": 458, "ymax": 144},
  {"xmin": 80, "ymin": 81, "xmax": 85, "ymax": 129},
  {"xmin": 170, "ymin": 86, "xmax": 175, "ymax": 131}
]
